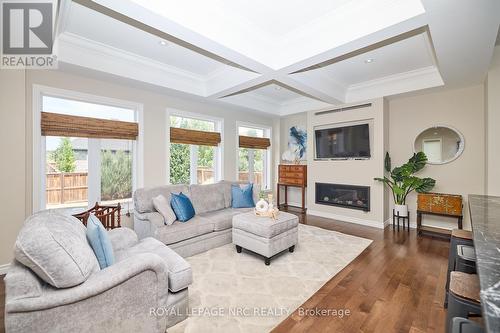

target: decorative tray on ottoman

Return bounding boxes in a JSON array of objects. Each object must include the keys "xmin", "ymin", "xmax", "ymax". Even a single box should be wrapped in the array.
[{"xmin": 254, "ymin": 208, "xmax": 280, "ymax": 220}]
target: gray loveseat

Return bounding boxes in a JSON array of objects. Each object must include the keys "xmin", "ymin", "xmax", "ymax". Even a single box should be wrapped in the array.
[
  {"xmin": 133, "ymin": 181, "xmax": 259, "ymax": 257},
  {"xmin": 4, "ymin": 210, "xmax": 191, "ymax": 333}
]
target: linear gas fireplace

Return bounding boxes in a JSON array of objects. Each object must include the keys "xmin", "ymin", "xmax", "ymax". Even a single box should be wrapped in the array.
[{"xmin": 315, "ymin": 183, "xmax": 370, "ymax": 211}]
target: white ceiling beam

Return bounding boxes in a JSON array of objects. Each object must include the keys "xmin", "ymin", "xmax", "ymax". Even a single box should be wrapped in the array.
[{"xmin": 282, "ymin": 15, "xmax": 428, "ymax": 75}]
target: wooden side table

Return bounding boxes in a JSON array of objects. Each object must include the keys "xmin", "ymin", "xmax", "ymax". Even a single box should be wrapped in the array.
[
  {"xmin": 416, "ymin": 192, "xmax": 463, "ymax": 239},
  {"xmin": 277, "ymin": 164, "xmax": 307, "ymax": 213}
]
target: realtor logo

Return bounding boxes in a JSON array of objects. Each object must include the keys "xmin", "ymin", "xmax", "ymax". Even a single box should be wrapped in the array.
[{"xmin": 1, "ymin": 0, "xmax": 57, "ymax": 68}]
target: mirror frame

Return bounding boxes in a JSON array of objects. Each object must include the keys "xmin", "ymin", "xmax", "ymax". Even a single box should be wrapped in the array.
[{"xmin": 413, "ymin": 125, "xmax": 465, "ymax": 165}]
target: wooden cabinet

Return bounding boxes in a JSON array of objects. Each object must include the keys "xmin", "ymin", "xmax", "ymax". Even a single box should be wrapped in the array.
[
  {"xmin": 417, "ymin": 192, "xmax": 463, "ymax": 216},
  {"xmin": 277, "ymin": 165, "xmax": 307, "ymax": 213},
  {"xmin": 416, "ymin": 192, "xmax": 463, "ymax": 238}
]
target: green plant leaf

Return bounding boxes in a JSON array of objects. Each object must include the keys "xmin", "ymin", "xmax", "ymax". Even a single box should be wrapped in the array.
[
  {"xmin": 415, "ymin": 178, "xmax": 436, "ymax": 193},
  {"xmin": 384, "ymin": 152, "xmax": 391, "ymax": 173},
  {"xmin": 408, "ymin": 152, "xmax": 428, "ymax": 172}
]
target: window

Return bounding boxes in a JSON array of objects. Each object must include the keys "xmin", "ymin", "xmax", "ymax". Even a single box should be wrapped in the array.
[
  {"xmin": 238, "ymin": 124, "xmax": 271, "ymax": 190},
  {"xmin": 169, "ymin": 113, "xmax": 222, "ymax": 185},
  {"xmin": 37, "ymin": 91, "xmax": 141, "ymax": 213}
]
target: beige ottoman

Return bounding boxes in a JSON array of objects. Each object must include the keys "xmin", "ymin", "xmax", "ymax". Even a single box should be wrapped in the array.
[{"xmin": 232, "ymin": 211, "xmax": 299, "ymax": 265}]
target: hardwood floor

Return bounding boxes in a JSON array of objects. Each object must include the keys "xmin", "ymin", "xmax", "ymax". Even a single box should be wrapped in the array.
[
  {"xmin": 273, "ymin": 208, "xmax": 449, "ymax": 333},
  {"xmin": 0, "ymin": 209, "xmax": 449, "ymax": 333}
]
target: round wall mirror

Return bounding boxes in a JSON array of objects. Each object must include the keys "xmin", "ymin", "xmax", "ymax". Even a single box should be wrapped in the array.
[{"xmin": 413, "ymin": 125, "xmax": 464, "ymax": 165}]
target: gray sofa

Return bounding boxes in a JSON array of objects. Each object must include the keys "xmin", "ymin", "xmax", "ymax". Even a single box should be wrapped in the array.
[
  {"xmin": 4, "ymin": 210, "xmax": 191, "ymax": 333},
  {"xmin": 133, "ymin": 181, "xmax": 259, "ymax": 257}
]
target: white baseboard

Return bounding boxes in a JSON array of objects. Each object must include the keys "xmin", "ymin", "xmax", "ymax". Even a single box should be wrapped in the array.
[
  {"xmin": 307, "ymin": 209, "xmax": 385, "ymax": 229},
  {"xmin": 0, "ymin": 263, "xmax": 10, "ymax": 275}
]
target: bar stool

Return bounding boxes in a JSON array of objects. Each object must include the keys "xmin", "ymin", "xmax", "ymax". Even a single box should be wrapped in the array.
[
  {"xmin": 446, "ymin": 272, "xmax": 482, "ymax": 333},
  {"xmin": 452, "ymin": 317, "xmax": 484, "ymax": 333},
  {"xmin": 455, "ymin": 245, "xmax": 476, "ymax": 274},
  {"xmin": 445, "ymin": 229, "xmax": 474, "ymax": 307}
]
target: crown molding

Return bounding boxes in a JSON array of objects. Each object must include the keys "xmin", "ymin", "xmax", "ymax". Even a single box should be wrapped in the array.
[
  {"xmin": 345, "ymin": 66, "xmax": 444, "ymax": 103},
  {"xmin": 57, "ymin": 32, "xmax": 207, "ymax": 95}
]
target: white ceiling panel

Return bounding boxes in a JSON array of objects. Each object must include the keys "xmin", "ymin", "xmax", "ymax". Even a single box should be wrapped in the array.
[
  {"xmin": 65, "ymin": 2, "xmax": 225, "ymax": 77},
  {"xmin": 317, "ymin": 32, "xmax": 436, "ymax": 86}
]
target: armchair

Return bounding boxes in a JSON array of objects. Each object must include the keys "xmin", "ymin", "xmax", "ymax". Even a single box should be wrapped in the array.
[{"xmin": 4, "ymin": 211, "xmax": 191, "ymax": 333}]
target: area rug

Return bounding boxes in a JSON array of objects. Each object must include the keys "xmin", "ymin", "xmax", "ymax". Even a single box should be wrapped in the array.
[{"xmin": 169, "ymin": 224, "xmax": 372, "ymax": 333}]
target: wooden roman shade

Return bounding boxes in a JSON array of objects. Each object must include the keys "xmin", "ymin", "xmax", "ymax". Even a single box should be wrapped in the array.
[
  {"xmin": 41, "ymin": 112, "xmax": 138, "ymax": 140},
  {"xmin": 170, "ymin": 127, "xmax": 221, "ymax": 146},
  {"xmin": 239, "ymin": 135, "xmax": 271, "ymax": 149}
]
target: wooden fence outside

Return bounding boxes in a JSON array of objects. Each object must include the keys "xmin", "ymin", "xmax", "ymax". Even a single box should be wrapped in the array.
[
  {"xmin": 197, "ymin": 168, "xmax": 263, "ymax": 185},
  {"xmin": 46, "ymin": 172, "xmax": 88, "ymax": 206},
  {"xmin": 46, "ymin": 169, "xmax": 264, "ymax": 206}
]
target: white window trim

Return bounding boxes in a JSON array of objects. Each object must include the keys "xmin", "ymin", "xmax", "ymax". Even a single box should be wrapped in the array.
[
  {"xmin": 166, "ymin": 108, "xmax": 224, "ymax": 185},
  {"xmin": 235, "ymin": 121, "xmax": 272, "ymax": 190},
  {"xmin": 32, "ymin": 84, "xmax": 144, "ymax": 214}
]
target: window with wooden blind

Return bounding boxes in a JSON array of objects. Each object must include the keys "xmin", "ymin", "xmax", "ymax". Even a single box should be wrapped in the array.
[
  {"xmin": 37, "ymin": 92, "xmax": 141, "ymax": 212},
  {"xmin": 169, "ymin": 113, "xmax": 222, "ymax": 185},
  {"xmin": 237, "ymin": 125, "xmax": 271, "ymax": 190}
]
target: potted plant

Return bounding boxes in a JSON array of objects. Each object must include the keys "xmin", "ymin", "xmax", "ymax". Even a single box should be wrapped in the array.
[{"xmin": 375, "ymin": 152, "xmax": 436, "ymax": 217}]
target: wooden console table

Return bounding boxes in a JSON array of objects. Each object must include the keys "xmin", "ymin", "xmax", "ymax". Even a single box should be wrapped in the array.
[
  {"xmin": 416, "ymin": 192, "xmax": 463, "ymax": 239},
  {"xmin": 277, "ymin": 164, "xmax": 307, "ymax": 213}
]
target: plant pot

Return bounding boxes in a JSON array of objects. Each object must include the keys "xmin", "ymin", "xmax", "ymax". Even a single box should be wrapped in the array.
[{"xmin": 394, "ymin": 204, "xmax": 408, "ymax": 217}]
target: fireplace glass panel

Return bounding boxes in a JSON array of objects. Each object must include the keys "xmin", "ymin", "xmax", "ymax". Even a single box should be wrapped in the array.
[{"xmin": 315, "ymin": 183, "xmax": 370, "ymax": 211}]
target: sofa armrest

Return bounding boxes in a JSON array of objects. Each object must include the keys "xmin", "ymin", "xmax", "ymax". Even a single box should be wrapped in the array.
[
  {"xmin": 6, "ymin": 253, "xmax": 169, "ymax": 313},
  {"xmin": 107, "ymin": 227, "xmax": 138, "ymax": 253},
  {"xmin": 134, "ymin": 211, "xmax": 165, "ymax": 239}
]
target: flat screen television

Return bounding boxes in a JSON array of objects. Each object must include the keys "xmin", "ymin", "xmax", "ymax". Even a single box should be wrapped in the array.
[{"xmin": 315, "ymin": 123, "xmax": 370, "ymax": 159}]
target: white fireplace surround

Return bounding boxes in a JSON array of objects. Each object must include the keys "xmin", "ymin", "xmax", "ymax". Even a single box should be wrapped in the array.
[{"xmin": 305, "ymin": 99, "xmax": 389, "ymax": 229}]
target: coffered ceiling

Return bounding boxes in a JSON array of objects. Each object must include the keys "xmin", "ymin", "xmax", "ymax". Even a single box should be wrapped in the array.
[{"xmin": 55, "ymin": 0, "xmax": 500, "ymax": 116}]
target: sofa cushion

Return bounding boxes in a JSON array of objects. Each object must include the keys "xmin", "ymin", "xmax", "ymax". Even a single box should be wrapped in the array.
[
  {"xmin": 86, "ymin": 214, "xmax": 115, "ymax": 269},
  {"xmin": 153, "ymin": 195, "xmax": 177, "ymax": 225},
  {"xmin": 231, "ymin": 184, "xmax": 255, "ymax": 208},
  {"xmin": 189, "ymin": 183, "xmax": 226, "ymax": 214},
  {"xmin": 134, "ymin": 184, "xmax": 189, "ymax": 213},
  {"xmin": 220, "ymin": 181, "xmax": 260, "ymax": 208},
  {"xmin": 155, "ymin": 216, "xmax": 214, "ymax": 245},
  {"xmin": 115, "ymin": 238, "xmax": 192, "ymax": 292},
  {"xmin": 14, "ymin": 211, "xmax": 99, "ymax": 288},
  {"xmin": 200, "ymin": 208, "xmax": 253, "ymax": 231},
  {"xmin": 171, "ymin": 192, "xmax": 195, "ymax": 222}
]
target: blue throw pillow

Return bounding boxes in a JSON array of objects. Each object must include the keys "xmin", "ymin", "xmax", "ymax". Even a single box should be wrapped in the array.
[
  {"xmin": 86, "ymin": 214, "xmax": 115, "ymax": 269},
  {"xmin": 170, "ymin": 192, "xmax": 195, "ymax": 222},
  {"xmin": 231, "ymin": 183, "xmax": 255, "ymax": 208}
]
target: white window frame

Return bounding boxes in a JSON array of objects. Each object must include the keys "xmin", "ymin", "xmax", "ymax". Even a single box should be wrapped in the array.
[
  {"xmin": 166, "ymin": 109, "xmax": 224, "ymax": 185},
  {"xmin": 32, "ymin": 85, "xmax": 144, "ymax": 213},
  {"xmin": 236, "ymin": 121, "xmax": 272, "ymax": 190}
]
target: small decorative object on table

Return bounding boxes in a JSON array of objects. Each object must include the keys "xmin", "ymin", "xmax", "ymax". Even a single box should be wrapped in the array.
[{"xmin": 254, "ymin": 192, "xmax": 279, "ymax": 220}]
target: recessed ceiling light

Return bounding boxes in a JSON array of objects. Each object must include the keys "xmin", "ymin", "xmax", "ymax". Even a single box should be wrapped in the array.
[
  {"xmin": 274, "ymin": 86, "xmax": 282, "ymax": 90},
  {"xmin": 159, "ymin": 40, "xmax": 168, "ymax": 46},
  {"xmin": 364, "ymin": 58, "xmax": 374, "ymax": 64}
]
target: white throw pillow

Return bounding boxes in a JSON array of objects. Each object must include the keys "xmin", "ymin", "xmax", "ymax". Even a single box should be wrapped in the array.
[{"xmin": 153, "ymin": 194, "xmax": 177, "ymax": 225}]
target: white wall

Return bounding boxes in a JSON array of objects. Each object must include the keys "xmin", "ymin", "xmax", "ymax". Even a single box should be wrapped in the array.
[
  {"xmin": 306, "ymin": 99, "xmax": 388, "ymax": 228},
  {"xmin": 0, "ymin": 70, "xmax": 26, "ymax": 269},
  {"xmin": 486, "ymin": 45, "xmax": 500, "ymax": 195},
  {"xmin": 0, "ymin": 69, "xmax": 278, "ymax": 267},
  {"xmin": 388, "ymin": 85, "xmax": 485, "ymax": 230}
]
